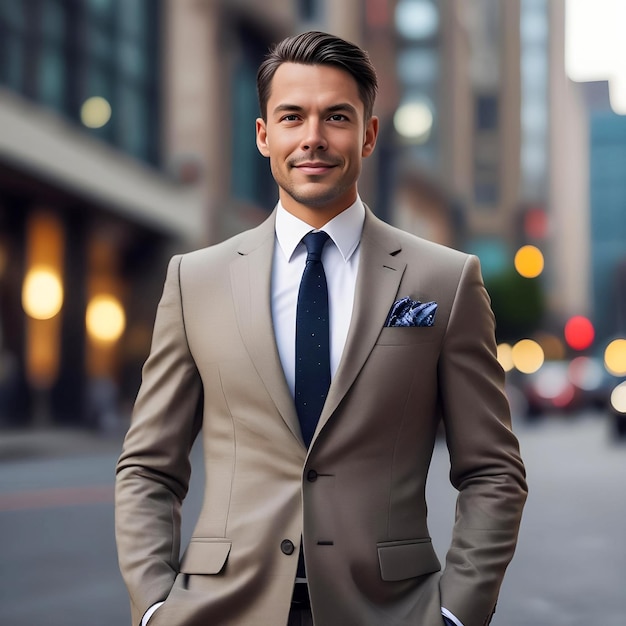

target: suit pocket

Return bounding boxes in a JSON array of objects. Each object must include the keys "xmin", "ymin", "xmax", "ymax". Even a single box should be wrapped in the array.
[
  {"xmin": 377, "ymin": 538, "xmax": 441, "ymax": 581},
  {"xmin": 179, "ymin": 538, "xmax": 232, "ymax": 575}
]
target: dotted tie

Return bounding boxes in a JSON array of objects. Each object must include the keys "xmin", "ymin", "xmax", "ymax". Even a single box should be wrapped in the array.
[{"xmin": 295, "ymin": 231, "xmax": 331, "ymax": 448}]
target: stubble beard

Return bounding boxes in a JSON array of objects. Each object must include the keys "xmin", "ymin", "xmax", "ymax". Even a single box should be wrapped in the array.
[{"xmin": 276, "ymin": 158, "xmax": 357, "ymax": 212}]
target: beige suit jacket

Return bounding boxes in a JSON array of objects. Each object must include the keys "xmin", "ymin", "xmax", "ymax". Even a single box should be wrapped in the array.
[{"xmin": 115, "ymin": 208, "xmax": 527, "ymax": 626}]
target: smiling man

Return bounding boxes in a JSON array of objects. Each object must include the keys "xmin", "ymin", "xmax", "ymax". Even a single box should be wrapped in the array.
[
  {"xmin": 115, "ymin": 31, "xmax": 527, "ymax": 626},
  {"xmin": 256, "ymin": 61, "xmax": 377, "ymax": 227}
]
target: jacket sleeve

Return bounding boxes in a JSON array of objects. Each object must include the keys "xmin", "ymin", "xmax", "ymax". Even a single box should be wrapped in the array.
[
  {"xmin": 437, "ymin": 255, "xmax": 528, "ymax": 626},
  {"xmin": 115, "ymin": 255, "xmax": 203, "ymax": 624}
]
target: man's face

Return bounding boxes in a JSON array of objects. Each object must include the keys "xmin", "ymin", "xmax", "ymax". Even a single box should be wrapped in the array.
[{"xmin": 256, "ymin": 62, "xmax": 378, "ymax": 226}]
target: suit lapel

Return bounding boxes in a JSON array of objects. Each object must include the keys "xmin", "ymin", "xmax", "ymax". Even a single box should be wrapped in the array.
[
  {"xmin": 230, "ymin": 208, "xmax": 407, "ymax": 448},
  {"xmin": 313, "ymin": 209, "xmax": 406, "ymax": 442},
  {"xmin": 230, "ymin": 213, "xmax": 302, "ymax": 444}
]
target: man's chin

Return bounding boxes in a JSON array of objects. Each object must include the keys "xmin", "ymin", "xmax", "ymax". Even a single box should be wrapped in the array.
[{"xmin": 285, "ymin": 187, "xmax": 348, "ymax": 210}]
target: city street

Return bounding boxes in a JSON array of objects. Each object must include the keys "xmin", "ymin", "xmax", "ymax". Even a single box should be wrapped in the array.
[
  {"xmin": 2, "ymin": 4, "xmax": 625, "ymax": 626},
  {"xmin": 1, "ymin": 411, "xmax": 624, "ymax": 626}
]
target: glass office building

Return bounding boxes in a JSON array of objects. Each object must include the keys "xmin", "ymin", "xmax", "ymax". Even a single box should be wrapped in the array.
[
  {"xmin": 589, "ymin": 111, "xmax": 626, "ymax": 339},
  {"xmin": 0, "ymin": 0, "xmax": 161, "ymax": 165}
]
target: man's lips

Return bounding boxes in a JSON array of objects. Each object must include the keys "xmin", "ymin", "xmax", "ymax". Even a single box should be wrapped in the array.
[{"xmin": 292, "ymin": 161, "xmax": 338, "ymax": 174}]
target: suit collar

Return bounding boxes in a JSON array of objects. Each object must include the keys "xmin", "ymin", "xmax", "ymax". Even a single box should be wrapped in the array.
[{"xmin": 235, "ymin": 211, "xmax": 276, "ymax": 255}]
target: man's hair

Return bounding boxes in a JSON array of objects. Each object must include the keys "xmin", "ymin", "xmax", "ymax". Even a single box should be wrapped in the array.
[{"xmin": 257, "ymin": 30, "xmax": 378, "ymax": 122}]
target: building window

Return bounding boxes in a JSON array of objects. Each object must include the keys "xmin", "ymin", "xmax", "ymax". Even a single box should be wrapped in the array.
[
  {"xmin": 0, "ymin": 0, "xmax": 161, "ymax": 166},
  {"xmin": 0, "ymin": 1, "xmax": 26, "ymax": 91},
  {"xmin": 476, "ymin": 94, "xmax": 499, "ymax": 131},
  {"xmin": 474, "ymin": 180, "xmax": 499, "ymax": 205}
]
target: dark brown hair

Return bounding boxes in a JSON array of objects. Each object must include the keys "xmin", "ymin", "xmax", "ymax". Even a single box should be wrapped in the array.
[{"xmin": 257, "ymin": 31, "xmax": 378, "ymax": 121}]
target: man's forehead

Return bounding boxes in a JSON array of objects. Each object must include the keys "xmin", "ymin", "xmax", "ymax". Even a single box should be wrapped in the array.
[
  {"xmin": 271, "ymin": 63, "xmax": 357, "ymax": 89},
  {"xmin": 268, "ymin": 63, "xmax": 362, "ymax": 108}
]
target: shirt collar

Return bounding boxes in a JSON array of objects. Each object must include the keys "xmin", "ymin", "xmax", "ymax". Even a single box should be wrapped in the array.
[{"xmin": 274, "ymin": 197, "xmax": 365, "ymax": 263}]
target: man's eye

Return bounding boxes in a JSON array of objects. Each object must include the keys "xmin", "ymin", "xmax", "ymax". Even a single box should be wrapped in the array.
[
  {"xmin": 282, "ymin": 114, "xmax": 299, "ymax": 122},
  {"xmin": 329, "ymin": 114, "xmax": 348, "ymax": 122}
]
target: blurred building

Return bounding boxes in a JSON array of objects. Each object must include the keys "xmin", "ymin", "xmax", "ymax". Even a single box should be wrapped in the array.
[
  {"xmin": 586, "ymin": 88, "xmax": 626, "ymax": 340},
  {"xmin": 0, "ymin": 0, "xmax": 380, "ymax": 430},
  {"xmin": 551, "ymin": 0, "xmax": 626, "ymax": 344},
  {"xmin": 0, "ymin": 0, "xmax": 606, "ymax": 430},
  {"xmin": 0, "ymin": 0, "xmax": 208, "ymax": 428},
  {"xmin": 383, "ymin": 0, "xmax": 525, "ymax": 266},
  {"xmin": 385, "ymin": 0, "xmax": 596, "ymax": 346},
  {"xmin": 547, "ymin": 0, "xmax": 592, "ymax": 330}
]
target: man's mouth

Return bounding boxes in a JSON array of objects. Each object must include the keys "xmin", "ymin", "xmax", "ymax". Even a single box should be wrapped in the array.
[{"xmin": 292, "ymin": 161, "xmax": 337, "ymax": 175}]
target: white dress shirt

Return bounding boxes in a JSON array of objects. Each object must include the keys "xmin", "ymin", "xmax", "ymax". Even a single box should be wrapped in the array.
[
  {"xmin": 271, "ymin": 198, "xmax": 363, "ymax": 395},
  {"xmin": 142, "ymin": 197, "xmax": 464, "ymax": 626}
]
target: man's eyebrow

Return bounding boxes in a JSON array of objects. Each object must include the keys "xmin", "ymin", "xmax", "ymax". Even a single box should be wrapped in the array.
[
  {"xmin": 271, "ymin": 102, "xmax": 359, "ymax": 116},
  {"xmin": 272, "ymin": 104, "xmax": 304, "ymax": 115},
  {"xmin": 326, "ymin": 103, "xmax": 359, "ymax": 116}
]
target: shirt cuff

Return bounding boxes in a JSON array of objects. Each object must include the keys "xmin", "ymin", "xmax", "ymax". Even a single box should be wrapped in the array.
[
  {"xmin": 442, "ymin": 607, "xmax": 465, "ymax": 626},
  {"xmin": 141, "ymin": 601, "xmax": 165, "ymax": 626}
]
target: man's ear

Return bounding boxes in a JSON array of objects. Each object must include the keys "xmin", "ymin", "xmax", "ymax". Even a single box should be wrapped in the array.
[
  {"xmin": 256, "ymin": 118, "xmax": 270, "ymax": 157},
  {"xmin": 362, "ymin": 115, "xmax": 379, "ymax": 158}
]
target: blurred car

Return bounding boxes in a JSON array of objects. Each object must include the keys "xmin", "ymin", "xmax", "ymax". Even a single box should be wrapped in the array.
[
  {"xmin": 519, "ymin": 360, "xmax": 583, "ymax": 417},
  {"xmin": 510, "ymin": 356, "xmax": 624, "ymax": 421},
  {"xmin": 567, "ymin": 355, "xmax": 619, "ymax": 409}
]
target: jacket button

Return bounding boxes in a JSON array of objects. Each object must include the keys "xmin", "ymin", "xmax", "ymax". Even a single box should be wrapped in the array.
[
  {"xmin": 280, "ymin": 539, "xmax": 295, "ymax": 555},
  {"xmin": 307, "ymin": 470, "xmax": 318, "ymax": 482}
]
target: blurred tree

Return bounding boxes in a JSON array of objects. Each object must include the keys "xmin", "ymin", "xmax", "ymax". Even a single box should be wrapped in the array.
[{"xmin": 485, "ymin": 268, "xmax": 545, "ymax": 342}]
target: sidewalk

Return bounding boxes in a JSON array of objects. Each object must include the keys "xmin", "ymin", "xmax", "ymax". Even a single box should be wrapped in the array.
[{"xmin": 0, "ymin": 426, "xmax": 125, "ymax": 462}]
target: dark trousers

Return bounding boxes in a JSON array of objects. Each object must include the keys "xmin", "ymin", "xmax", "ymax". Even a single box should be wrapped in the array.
[
  {"xmin": 287, "ymin": 605, "xmax": 313, "ymax": 626},
  {"xmin": 288, "ymin": 584, "xmax": 313, "ymax": 625}
]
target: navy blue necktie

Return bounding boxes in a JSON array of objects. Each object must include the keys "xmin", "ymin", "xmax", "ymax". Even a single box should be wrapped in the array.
[{"xmin": 295, "ymin": 231, "xmax": 331, "ymax": 448}]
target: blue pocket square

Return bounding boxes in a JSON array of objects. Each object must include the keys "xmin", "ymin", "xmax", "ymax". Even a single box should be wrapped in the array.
[{"xmin": 385, "ymin": 297, "xmax": 437, "ymax": 327}]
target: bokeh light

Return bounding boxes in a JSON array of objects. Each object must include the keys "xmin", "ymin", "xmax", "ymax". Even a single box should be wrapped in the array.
[
  {"xmin": 564, "ymin": 315, "xmax": 595, "ymax": 351},
  {"xmin": 22, "ymin": 267, "xmax": 64, "ymax": 320},
  {"xmin": 511, "ymin": 339, "xmax": 545, "ymax": 374},
  {"xmin": 604, "ymin": 339, "xmax": 626, "ymax": 376},
  {"xmin": 394, "ymin": 0, "xmax": 440, "ymax": 40},
  {"xmin": 497, "ymin": 343, "xmax": 514, "ymax": 372},
  {"xmin": 80, "ymin": 96, "xmax": 112, "ymax": 129},
  {"xmin": 393, "ymin": 100, "xmax": 434, "ymax": 142},
  {"xmin": 610, "ymin": 381, "xmax": 626, "ymax": 414},
  {"xmin": 86, "ymin": 295, "xmax": 126, "ymax": 342},
  {"xmin": 514, "ymin": 245, "xmax": 544, "ymax": 278}
]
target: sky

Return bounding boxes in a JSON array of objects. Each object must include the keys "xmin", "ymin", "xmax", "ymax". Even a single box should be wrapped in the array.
[{"xmin": 566, "ymin": 0, "xmax": 626, "ymax": 114}]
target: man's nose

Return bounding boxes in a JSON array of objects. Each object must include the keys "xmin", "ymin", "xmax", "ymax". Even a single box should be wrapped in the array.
[{"xmin": 301, "ymin": 120, "xmax": 327, "ymax": 151}]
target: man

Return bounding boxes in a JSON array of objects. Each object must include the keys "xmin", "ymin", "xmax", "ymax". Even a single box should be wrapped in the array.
[{"xmin": 115, "ymin": 31, "xmax": 527, "ymax": 626}]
